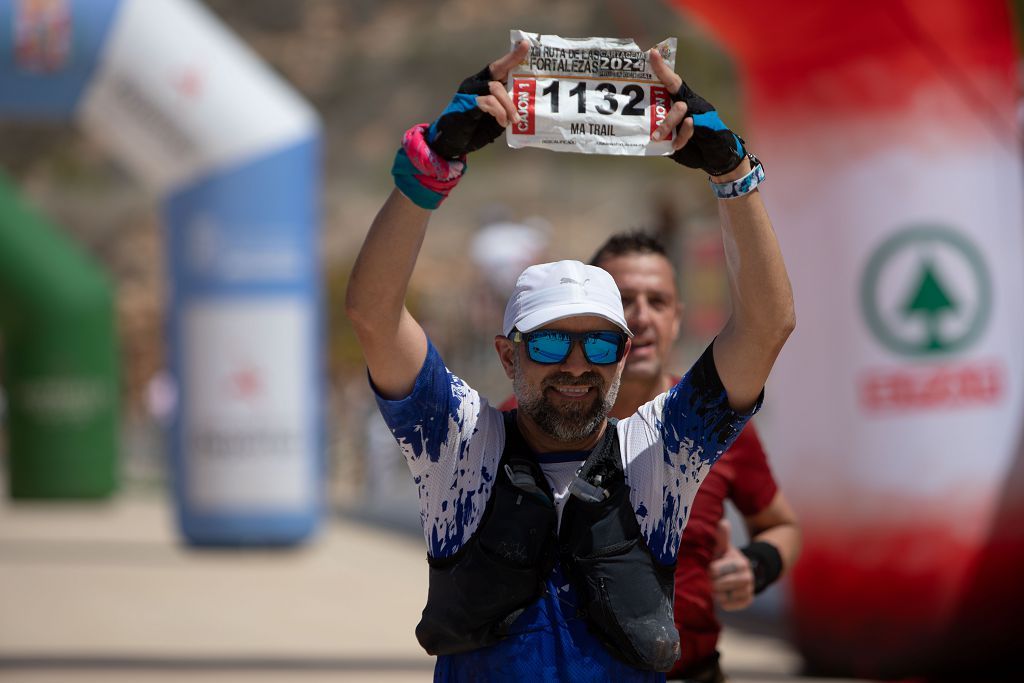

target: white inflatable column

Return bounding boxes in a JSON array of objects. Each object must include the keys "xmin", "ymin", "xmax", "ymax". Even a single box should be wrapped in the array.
[{"xmin": 76, "ymin": 0, "xmax": 323, "ymax": 544}]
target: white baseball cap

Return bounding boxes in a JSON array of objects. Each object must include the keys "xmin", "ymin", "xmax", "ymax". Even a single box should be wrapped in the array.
[{"xmin": 502, "ymin": 260, "xmax": 633, "ymax": 337}]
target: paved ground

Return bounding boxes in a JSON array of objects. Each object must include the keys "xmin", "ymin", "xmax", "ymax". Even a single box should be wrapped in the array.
[{"xmin": 0, "ymin": 493, "xmax": 869, "ymax": 682}]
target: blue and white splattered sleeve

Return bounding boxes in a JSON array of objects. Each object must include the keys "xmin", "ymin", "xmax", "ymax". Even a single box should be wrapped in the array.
[
  {"xmin": 372, "ymin": 340, "xmax": 505, "ymax": 560},
  {"xmin": 617, "ymin": 343, "xmax": 761, "ymax": 565}
]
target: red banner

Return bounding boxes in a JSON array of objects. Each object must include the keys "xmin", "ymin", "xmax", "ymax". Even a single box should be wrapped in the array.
[{"xmin": 667, "ymin": 0, "xmax": 1024, "ymax": 678}]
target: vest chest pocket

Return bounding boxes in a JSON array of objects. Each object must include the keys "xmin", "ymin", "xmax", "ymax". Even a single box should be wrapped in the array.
[
  {"xmin": 482, "ymin": 463, "xmax": 556, "ymax": 568},
  {"xmin": 452, "ymin": 536, "xmax": 544, "ymax": 620},
  {"xmin": 560, "ymin": 478, "xmax": 680, "ymax": 673},
  {"xmin": 571, "ymin": 541, "xmax": 680, "ymax": 672},
  {"xmin": 418, "ymin": 542, "xmax": 544, "ymax": 655}
]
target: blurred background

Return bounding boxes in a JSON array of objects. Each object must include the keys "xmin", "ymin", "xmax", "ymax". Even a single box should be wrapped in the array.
[{"xmin": 1, "ymin": 0, "xmax": 1023, "ymax": 681}]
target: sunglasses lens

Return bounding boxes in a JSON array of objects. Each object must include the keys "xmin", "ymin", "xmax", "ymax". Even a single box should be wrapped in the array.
[
  {"xmin": 521, "ymin": 330, "xmax": 624, "ymax": 365},
  {"xmin": 583, "ymin": 332, "xmax": 623, "ymax": 364},
  {"xmin": 526, "ymin": 332, "xmax": 572, "ymax": 364}
]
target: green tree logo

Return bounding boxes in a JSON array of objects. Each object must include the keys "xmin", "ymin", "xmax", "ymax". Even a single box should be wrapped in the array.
[
  {"xmin": 901, "ymin": 260, "xmax": 957, "ymax": 351},
  {"xmin": 861, "ymin": 226, "xmax": 991, "ymax": 357}
]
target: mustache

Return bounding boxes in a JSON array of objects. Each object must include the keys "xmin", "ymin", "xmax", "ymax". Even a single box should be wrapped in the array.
[{"xmin": 542, "ymin": 372, "xmax": 603, "ymax": 389}]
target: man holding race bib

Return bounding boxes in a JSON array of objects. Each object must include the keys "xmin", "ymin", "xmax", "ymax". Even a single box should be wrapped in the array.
[{"xmin": 346, "ymin": 36, "xmax": 795, "ymax": 682}]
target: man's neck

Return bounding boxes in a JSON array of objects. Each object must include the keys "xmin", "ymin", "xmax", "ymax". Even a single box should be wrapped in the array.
[{"xmin": 610, "ymin": 372, "xmax": 675, "ymax": 419}]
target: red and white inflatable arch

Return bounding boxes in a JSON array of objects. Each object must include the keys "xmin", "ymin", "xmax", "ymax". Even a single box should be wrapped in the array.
[{"xmin": 669, "ymin": 0, "xmax": 1024, "ymax": 677}]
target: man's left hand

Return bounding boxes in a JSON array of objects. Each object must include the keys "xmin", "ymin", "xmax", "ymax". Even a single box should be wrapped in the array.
[{"xmin": 648, "ymin": 48, "xmax": 746, "ymax": 176}]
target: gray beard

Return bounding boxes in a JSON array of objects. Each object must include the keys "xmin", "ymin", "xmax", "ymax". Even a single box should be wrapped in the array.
[{"xmin": 513, "ymin": 354, "xmax": 621, "ymax": 443}]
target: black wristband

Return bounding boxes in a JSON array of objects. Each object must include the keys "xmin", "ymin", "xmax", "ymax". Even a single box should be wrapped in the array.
[{"xmin": 741, "ymin": 541, "xmax": 784, "ymax": 594}]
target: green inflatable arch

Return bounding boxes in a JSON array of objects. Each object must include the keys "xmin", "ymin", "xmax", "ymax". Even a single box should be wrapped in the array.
[{"xmin": 0, "ymin": 173, "xmax": 118, "ymax": 498}]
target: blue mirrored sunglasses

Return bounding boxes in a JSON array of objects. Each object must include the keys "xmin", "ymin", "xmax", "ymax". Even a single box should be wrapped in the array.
[{"xmin": 510, "ymin": 329, "xmax": 628, "ymax": 365}]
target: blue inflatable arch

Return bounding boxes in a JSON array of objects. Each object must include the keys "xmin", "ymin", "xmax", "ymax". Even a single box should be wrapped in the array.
[{"xmin": 0, "ymin": 0, "xmax": 323, "ymax": 544}]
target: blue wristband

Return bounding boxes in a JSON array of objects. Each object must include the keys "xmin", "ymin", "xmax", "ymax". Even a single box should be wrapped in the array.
[
  {"xmin": 390, "ymin": 124, "xmax": 467, "ymax": 210},
  {"xmin": 392, "ymin": 148, "xmax": 445, "ymax": 210},
  {"xmin": 709, "ymin": 154, "xmax": 765, "ymax": 199}
]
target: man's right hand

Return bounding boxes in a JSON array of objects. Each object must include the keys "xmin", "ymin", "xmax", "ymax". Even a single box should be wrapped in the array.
[{"xmin": 428, "ymin": 40, "xmax": 529, "ymax": 159}]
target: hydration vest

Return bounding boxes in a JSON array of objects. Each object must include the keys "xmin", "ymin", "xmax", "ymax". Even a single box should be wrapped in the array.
[{"xmin": 415, "ymin": 411, "xmax": 680, "ymax": 672}]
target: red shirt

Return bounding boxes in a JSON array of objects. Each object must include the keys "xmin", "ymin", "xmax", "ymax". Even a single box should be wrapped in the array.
[
  {"xmin": 497, "ymin": 393, "xmax": 778, "ymax": 675},
  {"xmin": 668, "ymin": 420, "xmax": 777, "ymax": 675}
]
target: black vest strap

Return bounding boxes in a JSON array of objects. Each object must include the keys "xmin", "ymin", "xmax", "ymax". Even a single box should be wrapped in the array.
[{"xmin": 567, "ymin": 418, "xmax": 621, "ymax": 505}]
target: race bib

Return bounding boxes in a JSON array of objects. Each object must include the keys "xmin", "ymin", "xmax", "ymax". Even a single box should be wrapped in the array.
[{"xmin": 506, "ymin": 31, "xmax": 677, "ymax": 156}]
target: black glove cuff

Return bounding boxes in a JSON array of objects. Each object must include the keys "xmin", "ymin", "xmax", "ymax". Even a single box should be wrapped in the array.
[{"xmin": 741, "ymin": 541, "xmax": 784, "ymax": 594}]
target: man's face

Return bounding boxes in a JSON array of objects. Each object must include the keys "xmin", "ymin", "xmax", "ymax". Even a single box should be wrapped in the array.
[
  {"xmin": 596, "ymin": 253, "xmax": 681, "ymax": 382},
  {"xmin": 502, "ymin": 315, "xmax": 626, "ymax": 443}
]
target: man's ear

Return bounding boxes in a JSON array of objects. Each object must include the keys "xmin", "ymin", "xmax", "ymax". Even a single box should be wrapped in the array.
[
  {"xmin": 672, "ymin": 302, "xmax": 684, "ymax": 341},
  {"xmin": 495, "ymin": 335, "xmax": 516, "ymax": 379}
]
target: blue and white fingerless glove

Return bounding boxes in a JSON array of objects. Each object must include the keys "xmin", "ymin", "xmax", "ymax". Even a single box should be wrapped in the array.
[{"xmin": 669, "ymin": 80, "xmax": 746, "ymax": 177}]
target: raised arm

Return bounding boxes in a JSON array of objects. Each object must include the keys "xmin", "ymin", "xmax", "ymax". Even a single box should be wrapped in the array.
[
  {"xmin": 346, "ymin": 191, "xmax": 432, "ymax": 400},
  {"xmin": 345, "ymin": 42, "xmax": 529, "ymax": 400},
  {"xmin": 650, "ymin": 50, "xmax": 795, "ymax": 412}
]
